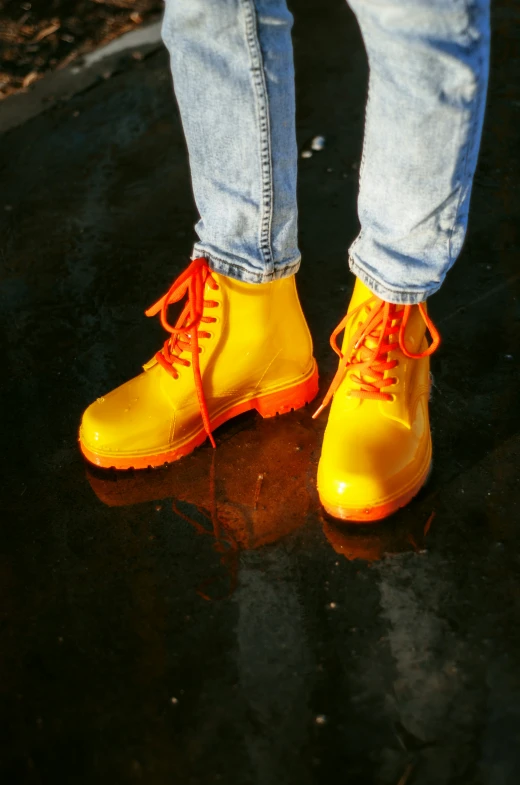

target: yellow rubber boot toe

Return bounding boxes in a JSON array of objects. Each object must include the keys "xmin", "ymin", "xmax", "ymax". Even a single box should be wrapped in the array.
[
  {"xmin": 315, "ymin": 277, "xmax": 439, "ymax": 522},
  {"xmin": 79, "ymin": 259, "xmax": 318, "ymax": 469}
]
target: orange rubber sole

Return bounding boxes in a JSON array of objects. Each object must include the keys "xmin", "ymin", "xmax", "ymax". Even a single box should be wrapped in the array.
[
  {"xmin": 320, "ymin": 462, "xmax": 432, "ymax": 523},
  {"xmin": 80, "ymin": 362, "xmax": 319, "ymax": 470}
]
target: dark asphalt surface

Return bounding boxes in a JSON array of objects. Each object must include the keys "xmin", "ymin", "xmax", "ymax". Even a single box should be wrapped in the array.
[{"xmin": 1, "ymin": 1, "xmax": 519, "ymax": 783}]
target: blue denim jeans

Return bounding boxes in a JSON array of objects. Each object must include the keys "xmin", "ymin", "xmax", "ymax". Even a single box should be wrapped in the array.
[{"xmin": 162, "ymin": 0, "xmax": 490, "ymax": 304}]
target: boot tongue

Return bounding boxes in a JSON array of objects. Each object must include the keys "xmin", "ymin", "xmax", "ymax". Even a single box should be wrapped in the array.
[
  {"xmin": 359, "ymin": 305, "xmax": 403, "ymax": 354},
  {"xmin": 362, "ymin": 333, "xmax": 380, "ymax": 353},
  {"xmin": 350, "ymin": 303, "xmax": 403, "ymax": 390},
  {"xmin": 351, "ymin": 304, "xmax": 386, "ymax": 368}
]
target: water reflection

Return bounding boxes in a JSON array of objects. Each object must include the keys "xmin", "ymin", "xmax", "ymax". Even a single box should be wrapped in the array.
[
  {"xmin": 86, "ymin": 413, "xmax": 435, "ymax": 594},
  {"xmin": 86, "ymin": 414, "xmax": 318, "ymax": 597},
  {"xmin": 322, "ymin": 510, "xmax": 435, "ymax": 562}
]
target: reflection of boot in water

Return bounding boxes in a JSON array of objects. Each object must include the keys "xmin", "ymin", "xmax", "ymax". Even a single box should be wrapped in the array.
[
  {"xmin": 87, "ymin": 416, "xmax": 317, "ymax": 598},
  {"xmin": 321, "ymin": 510, "xmax": 435, "ymax": 563}
]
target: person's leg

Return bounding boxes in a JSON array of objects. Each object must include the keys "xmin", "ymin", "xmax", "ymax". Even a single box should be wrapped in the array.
[
  {"xmin": 162, "ymin": 0, "xmax": 300, "ymax": 283},
  {"xmin": 348, "ymin": 0, "xmax": 490, "ymax": 304},
  {"xmin": 79, "ymin": 0, "xmax": 318, "ymax": 470},
  {"xmin": 317, "ymin": 0, "xmax": 490, "ymax": 521}
]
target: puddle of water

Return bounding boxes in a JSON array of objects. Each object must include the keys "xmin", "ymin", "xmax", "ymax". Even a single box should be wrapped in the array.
[
  {"xmin": 87, "ymin": 414, "xmax": 316, "ymax": 545},
  {"xmin": 86, "ymin": 411, "xmax": 436, "ymax": 594}
]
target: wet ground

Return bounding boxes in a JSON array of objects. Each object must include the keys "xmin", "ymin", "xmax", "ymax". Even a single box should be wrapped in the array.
[{"xmin": 1, "ymin": 1, "xmax": 519, "ymax": 783}]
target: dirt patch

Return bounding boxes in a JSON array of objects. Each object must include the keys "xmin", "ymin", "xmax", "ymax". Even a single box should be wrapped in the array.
[{"xmin": 0, "ymin": 0, "xmax": 163, "ymax": 99}]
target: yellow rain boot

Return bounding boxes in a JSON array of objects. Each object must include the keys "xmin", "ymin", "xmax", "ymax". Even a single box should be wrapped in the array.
[
  {"xmin": 79, "ymin": 258, "xmax": 318, "ymax": 469},
  {"xmin": 315, "ymin": 277, "xmax": 440, "ymax": 522}
]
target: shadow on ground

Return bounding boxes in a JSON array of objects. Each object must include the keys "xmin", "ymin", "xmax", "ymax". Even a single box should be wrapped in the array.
[{"xmin": 0, "ymin": 1, "xmax": 519, "ymax": 783}]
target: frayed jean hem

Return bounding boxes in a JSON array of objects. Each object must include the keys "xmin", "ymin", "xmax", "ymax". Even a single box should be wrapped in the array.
[
  {"xmin": 192, "ymin": 246, "xmax": 301, "ymax": 284},
  {"xmin": 349, "ymin": 257, "xmax": 442, "ymax": 305}
]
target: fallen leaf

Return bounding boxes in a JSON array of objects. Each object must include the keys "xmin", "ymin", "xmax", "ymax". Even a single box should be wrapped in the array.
[
  {"xmin": 57, "ymin": 51, "xmax": 78, "ymax": 70},
  {"xmin": 34, "ymin": 23, "xmax": 60, "ymax": 42},
  {"xmin": 22, "ymin": 70, "xmax": 39, "ymax": 88}
]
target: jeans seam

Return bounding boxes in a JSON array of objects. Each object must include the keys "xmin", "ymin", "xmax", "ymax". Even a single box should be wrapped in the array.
[
  {"xmin": 350, "ymin": 47, "xmax": 373, "ymax": 259},
  {"xmin": 241, "ymin": 0, "xmax": 274, "ymax": 275}
]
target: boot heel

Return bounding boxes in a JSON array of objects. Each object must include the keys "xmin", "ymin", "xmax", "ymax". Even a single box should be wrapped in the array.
[{"xmin": 254, "ymin": 363, "xmax": 319, "ymax": 418}]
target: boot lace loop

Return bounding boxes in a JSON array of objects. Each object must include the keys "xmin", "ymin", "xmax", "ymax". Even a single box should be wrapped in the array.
[
  {"xmin": 145, "ymin": 258, "xmax": 219, "ymax": 447},
  {"xmin": 314, "ymin": 296, "xmax": 440, "ymax": 418}
]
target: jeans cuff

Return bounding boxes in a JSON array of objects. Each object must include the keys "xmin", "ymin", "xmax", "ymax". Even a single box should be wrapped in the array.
[
  {"xmin": 349, "ymin": 257, "xmax": 442, "ymax": 305},
  {"xmin": 192, "ymin": 245, "xmax": 301, "ymax": 284}
]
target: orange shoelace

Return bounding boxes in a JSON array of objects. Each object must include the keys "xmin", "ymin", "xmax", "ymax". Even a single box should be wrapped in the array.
[
  {"xmin": 145, "ymin": 258, "xmax": 219, "ymax": 447},
  {"xmin": 313, "ymin": 296, "xmax": 440, "ymax": 418}
]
